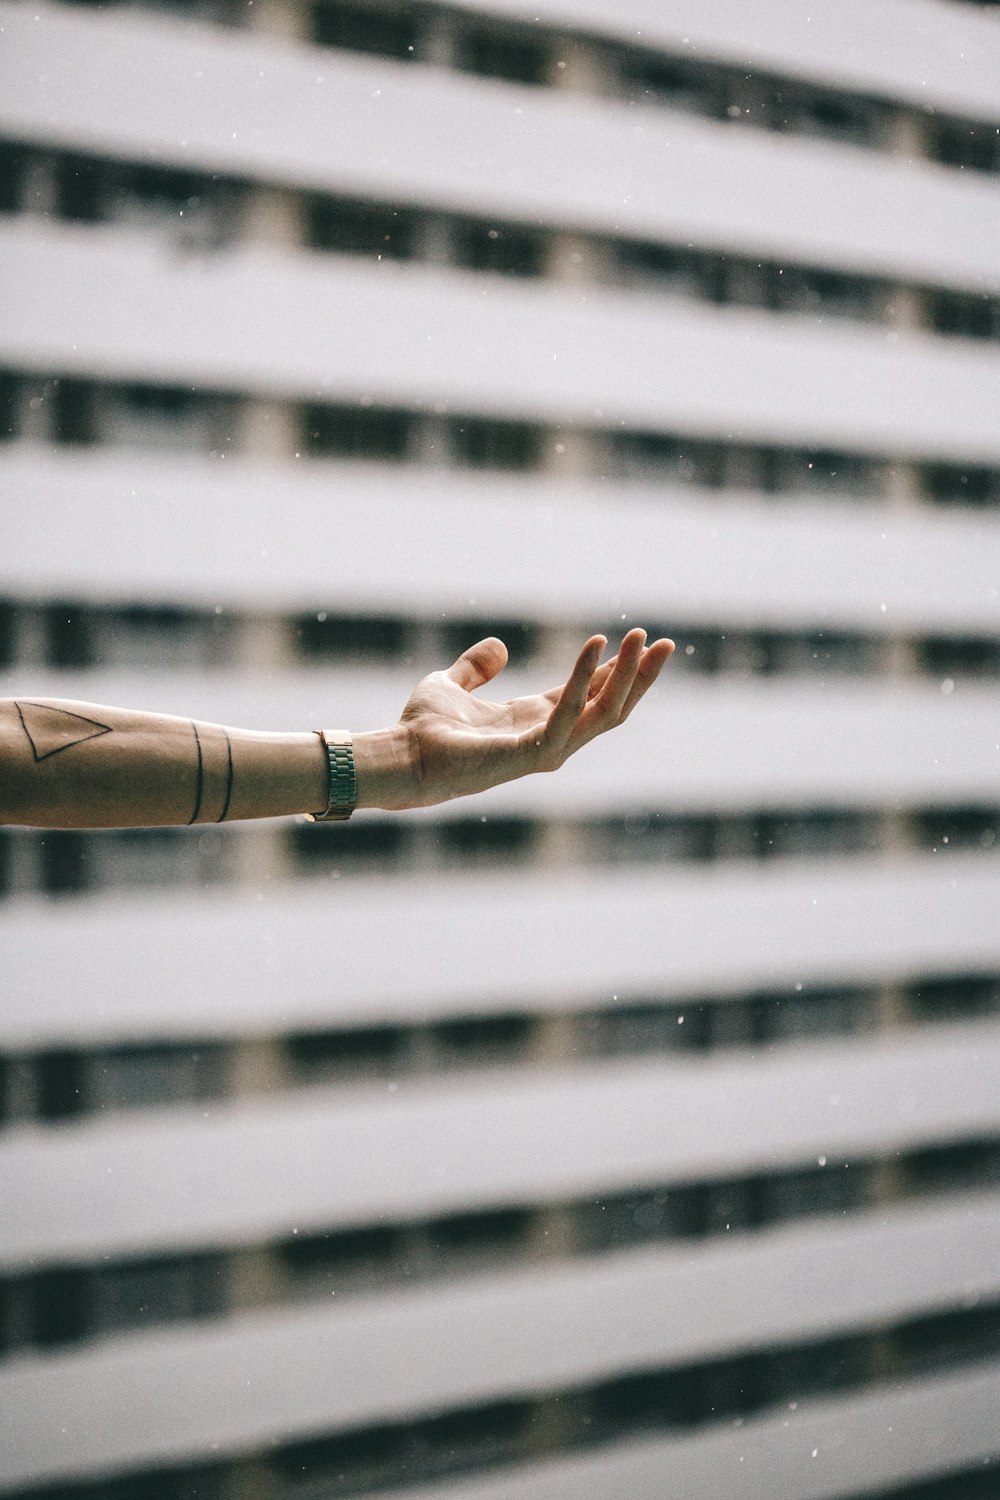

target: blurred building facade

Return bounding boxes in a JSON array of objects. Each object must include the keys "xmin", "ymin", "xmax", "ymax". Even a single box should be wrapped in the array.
[{"xmin": 2, "ymin": 0, "xmax": 1000, "ymax": 1496}]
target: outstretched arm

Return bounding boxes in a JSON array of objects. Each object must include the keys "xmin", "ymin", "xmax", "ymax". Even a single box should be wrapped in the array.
[{"xmin": 0, "ymin": 629, "xmax": 673, "ymax": 829}]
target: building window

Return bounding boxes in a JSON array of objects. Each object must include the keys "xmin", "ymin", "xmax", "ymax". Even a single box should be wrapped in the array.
[
  {"xmin": 308, "ymin": 196, "xmax": 418, "ymax": 259},
  {"xmin": 450, "ymin": 416, "xmax": 543, "ymax": 470},
  {"xmin": 453, "ymin": 220, "xmax": 547, "ymax": 278},
  {"xmin": 0, "ymin": 142, "xmax": 29, "ymax": 214},
  {"xmin": 919, "ymin": 636, "xmax": 1000, "ymax": 678},
  {"xmin": 293, "ymin": 611, "xmax": 413, "ymax": 660},
  {"xmin": 291, "ymin": 819, "xmax": 410, "ymax": 869},
  {"xmin": 52, "ymin": 378, "xmax": 100, "ymax": 446},
  {"xmin": 922, "ymin": 463, "xmax": 1000, "ymax": 507},
  {"xmin": 916, "ymin": 806, "xmax": 1000, "ymax": 852},
  {"xmin": 55, "ymin": 153, "xmax": 108, "ymax": 222},
  {"xmin": 622, "ymin": 54, "xmax": 723, "ymax": 117},
  {"xmin": 930, "ymin": 118, "xmax": 1000, "ymax": 173},
  {"xmin": 455, "ymin": 26, "xmax": 552, "ymax": 86},
  {"xmin": 303, "ymin": 403, "xmax": 414, "ymax": 461},
  {"xmin": 612, "ymin": 431, "xmax": 724, "ymax": 487},
  {"xmin": 287, "ymin": 1026, "xmax": 408, "ymax": 1084},
  {"xmin": 89, "ymin": 1043, "xmax": 225, "ymax": 1112},
  {"xmin": 312, "ymin": 0, "xmax": 419, "ymax": 60},
  {"xmin": 437, "ymin": 816, "xmax": 538, "ymax": 865},
  {"xmin": 926, "ymin": 289, "xmax": 1000, "ymax": 340}
]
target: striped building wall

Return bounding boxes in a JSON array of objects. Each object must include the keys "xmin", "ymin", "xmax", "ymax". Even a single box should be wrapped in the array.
[{"xmin": 2, "ymin": 1, "xmax": 1000, "ymax": 1496}]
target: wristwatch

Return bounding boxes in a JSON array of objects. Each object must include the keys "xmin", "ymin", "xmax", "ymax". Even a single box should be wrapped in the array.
[{"xmin": 304, "ymin": 729, "xmax": 357, "ymax": 821}]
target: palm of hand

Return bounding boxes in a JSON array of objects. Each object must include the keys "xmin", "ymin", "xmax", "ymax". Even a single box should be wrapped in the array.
[{"xmin": 397, "ymin": 631, "xmax": 673, "ymax": 807}]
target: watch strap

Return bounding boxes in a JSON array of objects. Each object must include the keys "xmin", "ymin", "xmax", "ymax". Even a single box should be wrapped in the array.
[{"xmin": 304, "ymin": 730, "xmax": 356, "ymax": 821}]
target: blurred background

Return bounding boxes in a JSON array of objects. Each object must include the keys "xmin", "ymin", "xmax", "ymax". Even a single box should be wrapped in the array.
[{"xmin": 2, "ymin": 1, "xmax": 1000, "ymax": 1496}]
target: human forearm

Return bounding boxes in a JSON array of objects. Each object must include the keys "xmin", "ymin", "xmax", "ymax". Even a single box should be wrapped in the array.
[
  {"xmin": 0, "ymin": 698, "xmax": 412, "ymax": 828},
  {"xmin": 0, "ymin": 631, "xmax": 674, "ymax": 829}
]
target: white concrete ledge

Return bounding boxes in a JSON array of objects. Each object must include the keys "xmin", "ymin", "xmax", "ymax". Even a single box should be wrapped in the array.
[
  {"xmin": 3, "ymin": 1022, "xmax": 1000, "ymax": 1265},
  {"xmin": 351, "ymin": 1361, "xmax": 1000, "ymax": 1500},
  {"xmin": 449, "ymin": 0, "xmax": 1000, "ymax": 123},
  {"xmin": 1, "ymin": 856, "xmax": 999, "ymax": 1047},
  {"xmin": 1, "ymin": 4, "xmax": 998, "ymax": 293},
  {"xmin": 3, "ymin": 450, "xmax": 1000, "ymax": 634},
  {"xmin": 3, "ymin": 223, "xmax": 1000, "ymax": 459},
  {"xmin": 2, "ymin": 1194, "xmax": 1000, "ymax": 1485}
]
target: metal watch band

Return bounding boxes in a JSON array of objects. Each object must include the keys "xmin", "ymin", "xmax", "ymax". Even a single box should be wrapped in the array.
[{"xmin": 304, "ymin": 730, "xmax": 357, "ymax": 822}]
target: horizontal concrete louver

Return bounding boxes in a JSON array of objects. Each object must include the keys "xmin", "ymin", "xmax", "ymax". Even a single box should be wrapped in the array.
[{"xmin": 2, "ymin": 223, "xmax": 1000, "ymax": 459}]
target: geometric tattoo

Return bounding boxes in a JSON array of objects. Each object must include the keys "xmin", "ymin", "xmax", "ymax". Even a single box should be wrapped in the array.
[
  {"xmin": 188, "ymin": 721, "xmax": 205, "ymax": 825},
  {"xmin": 187, "ymin": 720, "xmax": 203, "ymax": 828},
  {"xmin": 188, "ymin": 720, "xmax": 236, "ymax": 824},
  {"xmin": 15, "ymin": 701, "xmax": 113, "ymax": 761},
  {"xmin": 219, "ymin": 731, "xmax": 234, "ymax": 823},
  {"xmin": 14, "ymin": 701, "xmax": 236, "ymax": 823}
]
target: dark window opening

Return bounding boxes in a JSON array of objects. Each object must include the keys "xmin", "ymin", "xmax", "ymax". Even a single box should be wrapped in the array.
[
  {"xmin": 37, "ymin": 831, "xmax": 91, "ymax": 896},
  {"xmin": 771, "ymin": 265, "xmax": 880, "ymax": 320},
  {"xmin": 55, "ymin": 153, "xmax": 108, "ymax": 223},
  {"xmin": 277, "ymin": 1399, "xmax": 533, "ymax": 1494},
  {"xmin": 294, "ymin": 611, "xmax": 412, "ymax": 660},
  {"xmin": 52, "ymin": 378, "xmax": 100, "ymax": 446},
  {"xmin": 291, "ymin": 819, "xmax": 410, "ymax": 866},
  {"xmin": 35, "ymin": 1049, "xmax": 88, "ymax": 1121},
  {"xmin": 920, "ymin": 637, "xmax": 1000, "ymax": 678},
  {"xmin": 0, "ymin": 142, "xmax": 29, "ymax": 214},
  {"xmin": 930, "ymin": 118, "xmax": 1000, "ymax": 174},
  {"xmin": 119, "ymin": 383, "xmax": 198, "ymax": 419},
  {"xmin": 437, "ymin": 817, "xmax": 538, "ymax": 863},
  {"xmin": 90, "ymin": 1043, "xmax": 225, "ymax": 1112},
  {"xmin": 455, "ymin": 28, "xmax": 552, "ymax": 86},
  {"xmin": 612, "ymin": 431, "xmax": 724, "ymax": 487},
  {"xmin": 595, "ymin": 812, "xmax": 715, "ymax": 865},
  {"xmin": 312, "ymin": 0, "xmax": 419, "ymax": 59},
  {"xmin": 90, "ymin": 1254, "xmax": 226, "ymax": 1336},
  {"xmin": 429, "ymin": 1014, "xmax": 535, "ymax": 1066},
  {"xmin": 915, "ymin": 806, "xmax": 1000, "ymax": 853},
  {"xmin": 792, "ymin": 94, "xmax": 882, "ymax": 146},
  {"xmin": 0, "ymin": 598, "xmax": 16, "ymax": 665},
  {"xmin": 0, "ymin": 371, "xmax": 19, "ymax": 441},
  {"xmin": 624, "ymin": 54, "xmax": 722, "ymax": 117},
  {"xmin": 908, "ymin": 974, "xmax": 1000, "ymax": 1025},
  {"xmin": 122, "ymin": 163, "xmax": 202, "ymax": 214},
  {"xmin": 303, "ymin": 404, "xmax": 414, "ymax": 461},
  {"xmin": 282, "ymin": 1225, "xmax": 402, "ymax": 1292},
  {"xmin": 753, "ymin": 810, "xmax": 874, "ymax": 859},
  {"xmin": 308, "ymin": 196, "xmax": 418, "ymax": 259},
  {"xmin": 921, "ymin": 464, "xmax": 999, "ymax": 507},
  {"xmin": 453, "ymin": 220, "xmax": 547, "ymax": 278},
  {"xmin": 927, "ymin": 290, "xmax": 1000, "ymax": 340},
  {"xmin": 617, "ymin": 241, "xmax": 723, "ymax": 300},
  {"xmin": 28, "ymin": 1268, "xmax": 90, "ymax": 1347},
  {"xmin": 287, "ymin": 1026, "xmax": 408, "ymax": 1081},
  {"xmin": 450, "ymin": 416, "xmax": 543, "ymax": 471}
]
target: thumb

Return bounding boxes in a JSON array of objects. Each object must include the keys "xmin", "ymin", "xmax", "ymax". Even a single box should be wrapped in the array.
[{"xmin": 445, "ymin": 637, "xmax": 509, "ymax": 690}]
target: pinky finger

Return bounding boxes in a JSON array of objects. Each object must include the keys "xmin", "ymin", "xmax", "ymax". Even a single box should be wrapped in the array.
[{"xmin": 615, "ymin": 639, "xmax": 675, "ymax": 722}]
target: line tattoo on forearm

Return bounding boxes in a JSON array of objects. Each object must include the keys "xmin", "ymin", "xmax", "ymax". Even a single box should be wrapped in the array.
[
  {"xmin": 188, "ymin": 721, "xmax": 205, "ymax": 826},
  {"xmin": 187, "ymin": 721, "xmax": 235, "ymax": 824},
  {"xmin": 217, "ymin": 731, "xmax": 234, "ymax": 823}
]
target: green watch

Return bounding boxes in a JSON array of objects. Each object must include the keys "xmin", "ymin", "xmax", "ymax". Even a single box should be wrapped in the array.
[{"xmin": 305, "ymin": 730, "xmax": 357, "ymax": 821}]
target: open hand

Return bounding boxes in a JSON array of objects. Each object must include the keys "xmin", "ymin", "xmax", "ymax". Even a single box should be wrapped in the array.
[{"xmin": 355, "ymin": 629, "xmax": 675, "ymax": 810}]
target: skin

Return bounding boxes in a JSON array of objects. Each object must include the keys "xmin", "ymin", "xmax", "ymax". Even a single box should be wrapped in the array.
[{"xmin": 0, "ymin": 629, "xmax": 674, "ymax": 829}]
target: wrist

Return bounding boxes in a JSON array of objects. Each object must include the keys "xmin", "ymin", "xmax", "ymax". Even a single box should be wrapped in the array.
[{"xmin": 351, "ymin": 725, "xmax": 421, "ymax": 810}]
